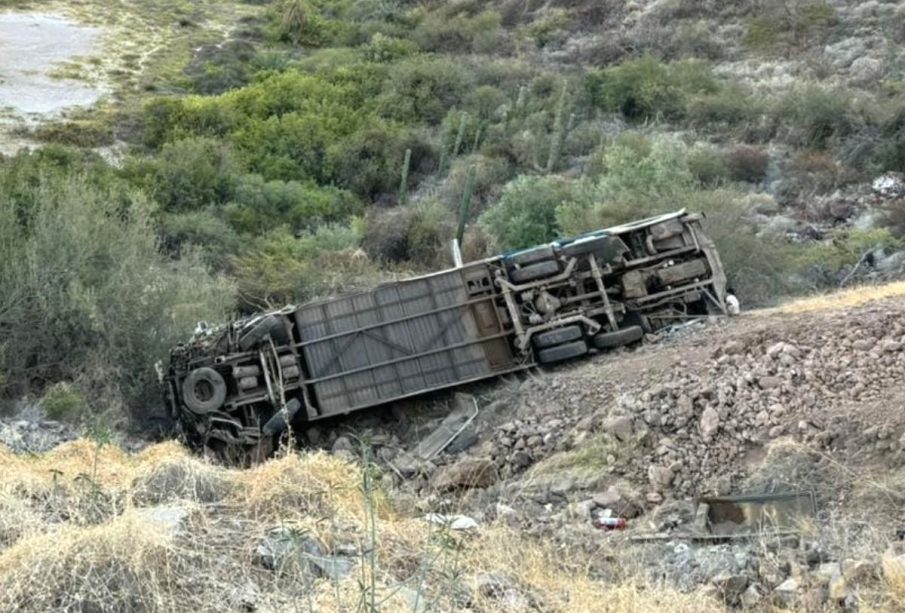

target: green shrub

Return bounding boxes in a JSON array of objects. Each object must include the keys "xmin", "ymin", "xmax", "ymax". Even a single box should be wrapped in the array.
[
  {"xmin": 687, "ymin": 145, "xmax": 730, "ymax": 187},
  {"xmin": 745, "ymin": 1, "xmax": 836, "ymax": 51},
  {"xmin": 441, "ymin": 154, "xmax": 513, "ymax": 215},
  {"xmin": 411, "ymin": 9, "xmax": 502, "ymax": 54},
  {"xmin": 465, "ymin": 86, "xmax": 508, "ymax": 121},
  {"xmin": 32, "ymin": 120, "xmax": 114, "ymax": 148},
  {"xmin": 585, "ymin": 57, "xmax": 718, "ymax": 120},
  {"xmin": 744, "ymin": 16, "xmax": 783, "ymax": 50},
  {"xmin": 725, "ymin": 144, "xmax": 769, "ymax": 183},
  {"xmin": 406, "ymin": 199, "xmax": 456, "ymax": 266},
  {"xmin": 328, "ymin": 126, "xmax": 436, "ymax": 200},
  {"xmin": 185, "ymin": 40, "xmax": 255, "ymax": 95},
  {"xmin": 0, "ymin": 159, "xmax": 235, "ymax": 412},
  {"xmin": 480, "ymin": 174, "xmax": 576, "ymax": 250},
  {"xmin": 557, "ymin": 135, "xmax": 699, "ymax": 232},
  {"xmin": 687, "ymin": 83, "xmax": 764, "ymax": 128},
  {"xmin": 226, "ymin": 174, "xmax": 362, "ymax": 233},
  {"xmin": 158, "ymin": 209, "xmax": 242, "ymax": 268},
  {"xmin": 40, "ymin": 383, "xmax": 88, "ymax": 422},
  {"xmin": 594, "ymin": 135, "xmax": 696, "ymax": 198},
  {"xmin": 152, "ymin": 137, "xmax": 240, "ymax": 211},
  {"xmin": 694, "ymin": 190, "xmax": 804, "ymax": 305},
  {"xmin": 794, "ymin": 228, "xmax": 900, "ymax": 286},
  {"xmin": 233, "ymin": 224, "xmax": 371, "ymax": 308},
  {"xmin": 521, "ymin": 10, "xmax": 570, "ymax": 49},
  {"xmin": 361, "ymin": 33, "xmax": 418, "ymax": 63},
  {"xmin": 266, "ymin": 0, "xmax": 344, "ymax": 47},
  {"xmin": 773, "ymin": 85, "xmax": 860, "ymax": 149},
  {"xmin": 379, "ymin": 56, "xmax": 468, "ymax": 124}
]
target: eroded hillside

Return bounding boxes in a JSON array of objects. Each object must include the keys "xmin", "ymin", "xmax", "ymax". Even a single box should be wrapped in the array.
[{"xmin": 4, "ymin": 286, "xmax": 905, "ymax": 611}]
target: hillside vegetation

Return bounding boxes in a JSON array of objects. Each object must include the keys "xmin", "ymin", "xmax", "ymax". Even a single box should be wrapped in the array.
[{"xmin": 3, "ymin": 0, "xmax": 905, "ymax": 419}]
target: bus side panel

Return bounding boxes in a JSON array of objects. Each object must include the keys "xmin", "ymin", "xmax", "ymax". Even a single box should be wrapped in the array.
[{"xmin": 294, "ymin": 265, "xmax": 505, "ymax": 416}]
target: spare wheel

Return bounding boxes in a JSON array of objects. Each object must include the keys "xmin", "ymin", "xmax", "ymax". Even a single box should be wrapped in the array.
[{"xmin": 182, "ymin": 367, "xmax": 227, "ymax": 414}]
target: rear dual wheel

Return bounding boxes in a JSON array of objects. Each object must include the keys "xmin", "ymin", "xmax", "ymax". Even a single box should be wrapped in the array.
[
  {"xmin": 536, "ymin": 340, "xmax": 589, "ymax": 364},
  {"xmin": 592, "ymin": 325, "xmax": 644, "ymax": 350}
]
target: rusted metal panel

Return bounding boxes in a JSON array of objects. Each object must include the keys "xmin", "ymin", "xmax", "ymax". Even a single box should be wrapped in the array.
[
  {"xmin": 294, "ymin": 264, "xmax": 508, "ymax": 416},
  {"xmin": 701, "ymin": 492, "xmax": 817, "ymax": 535}
]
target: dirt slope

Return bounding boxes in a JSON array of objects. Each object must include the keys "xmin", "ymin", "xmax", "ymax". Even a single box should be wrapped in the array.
[{"xmin": 4, "ymin": 285, "xmax": 905, "ymax": 611}]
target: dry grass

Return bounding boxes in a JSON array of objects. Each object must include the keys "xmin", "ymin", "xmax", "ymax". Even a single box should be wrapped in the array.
[
  {"xmin": 760, "ymin": 281, "xmax": 905, "ymax": 315},
  {"xmin": 0, "ymin": 438, "xmax": 739, "ymax": 612},
  {"xmin": 9, "ymin": 436, "xmax": 905, "ymax": 611}
]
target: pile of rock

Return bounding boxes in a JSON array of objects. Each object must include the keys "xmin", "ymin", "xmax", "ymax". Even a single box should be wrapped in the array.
[
  {"xmin": 487, "ymin": 305, "xmax": 905, "ymax": 502},
  {"xmin": 0, "ymin": 417, "xmax": 77, "ymax": 454}
]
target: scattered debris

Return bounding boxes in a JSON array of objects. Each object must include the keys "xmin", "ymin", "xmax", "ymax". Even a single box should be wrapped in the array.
[
  {"xmin": 425, "ymin": 514, "xmax": 479, "ymax": 531},
  {"xmin": 413, "ymin": 394, "xmax": 479, "ymax": 460}
]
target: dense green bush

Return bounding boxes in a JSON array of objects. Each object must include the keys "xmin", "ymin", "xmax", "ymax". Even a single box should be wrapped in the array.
[
  {"xmin": 152, "ymin": 137, "xmax": 240, "ymax": 211},
  {"xmin": 687, "ymin": 145, "xmax": 730, "ymax": 186},
  {"xmin": 744, "ymin": 1, "xmax": 836, "ymax": 51},
  {"xmin": 379, "ymin": 56, "xmax": 468, "ymax": 124},
  {"xmin": 32, "ymin": 120, "xmax": 114, "ymax": 148},
  {"xmin": 441, "ymin": 154, "xmax": 514, "ymax": 215},
  {"xmin": 562, "ymin": 135, "xmax": 697, "ymax": 229},
  {"xmin": 411, "ymin": 8, "xmax": 501, "ymax": 54},
  {"xmin": 40, "ymin": 383, "xmax": 89, "ymax": 421},
  {"xmin": 773, "ymin": 85, "xmax": 860, "ymax": 149},
  {"xmin": 233, "ymin": 224, "xmax": 372, "ymax": 309},
  {"xmin": 226, "ymin": 174, "xmax": 362, "ymax": 233},
  {"xmin": 0, "ymin": 160, "xmax": 234, "ymax": 415},
  {"xmin": 585, "ymin": 57, "xmax": 718, "ymax": 120},
  {"xmin": 158, "ymin": 209, "xmax": 242, "ymax": 267},
  {"xmin": 687, "ymin": 83, "xmax": 765, "ymax": 129},
  {"xmin": 725, "ymin": 144, "xmax": 770, "ymax": 183},
  {"xmin": 329, "ymin": 126, "xmax": 436, "ymax": 200},
  {"xmin": 480, "ymin": 175, "xmax": 576, "ymax": 250}
]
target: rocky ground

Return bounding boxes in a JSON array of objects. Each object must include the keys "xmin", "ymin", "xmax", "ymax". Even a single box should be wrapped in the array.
[
  {"xmin": 301, "ymin": 284, "xmax": 905, "ymax": 611},
  {"xmin": 6, "ymin": 285, "xmax": 905, "ymax": 611}
]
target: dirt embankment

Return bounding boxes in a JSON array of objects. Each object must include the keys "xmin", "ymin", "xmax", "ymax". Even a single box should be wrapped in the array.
[{"xmin": 5, "ymin": 285, "xmax": 905, "ymax": 611}]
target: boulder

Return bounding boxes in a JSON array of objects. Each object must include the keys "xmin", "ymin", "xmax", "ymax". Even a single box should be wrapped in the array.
[
  {"xmin": 700, "ymin": 407, "xmax": 720, "ymax": 438},
  {"xmin": 255, "ymin": 528, "xmax": 355, "ymax": 580},
  {"xmin": 758, "ymin": 376, "xmax": 783, "ymax": 390},
  {"xmin": 133, "ymin": 505, "xmax": 189, "ymax": 537},
  {"xmin": 773, "ymin": 577, "xmax": 801, "ymax": 609},
  {"xmin": 647, "ymin": 465, "xmax": 674, "ymax": 489},
  {"xmin": 431, "ymin": 457, "xmax": 498, "ymax": 491},
  {"xmin": 710, "ymin": 571, "xmax": 749, "ymax": 604},
  {"xmin": 842, "ymin": 558, "xmax": 876, "ymax": 585},
  {"xmin": 591, "ymin": 486, "xmax": 641, "ymax": 519},
  {"xmin": 603, "ymin": 415, "xmax": 634, "ymax": 442}
]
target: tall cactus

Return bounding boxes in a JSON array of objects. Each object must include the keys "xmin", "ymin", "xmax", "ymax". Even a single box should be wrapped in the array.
[
  {"xmin": 546, "ymin": 82, "xmax": 569, "ymax": 174},
  {"xmin": 398, "ymin": 148, "xmax": 411, "ymax": 206},
  {"xmin": 456, "ymin": 165, "xmax": 477, "ymax": 245},
  {"xmin": 453, "ymin": 112, "xmax": 468, "ymax": 158},
  {"xmin": 514, "ymin": 85, "xmax": 527, "ymax": 121}
]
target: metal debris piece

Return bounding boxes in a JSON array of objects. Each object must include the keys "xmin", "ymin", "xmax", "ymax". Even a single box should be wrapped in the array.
[
  {"xmin": 413, "ymin": 393, "xmax": 479, "ymax": 460},
  {"xmin": 701, "ymin": 491, "xmax": 817, "ymax": 535}
]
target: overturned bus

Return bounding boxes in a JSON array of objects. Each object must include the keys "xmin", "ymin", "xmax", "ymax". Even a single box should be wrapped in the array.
[{"xmin": 162, "ymin": 210, "xmax": 728, "ymax": 455}]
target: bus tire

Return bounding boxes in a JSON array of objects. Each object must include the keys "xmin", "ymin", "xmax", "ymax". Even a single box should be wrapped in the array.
[
  {"xmin": 592, "ymin": 326, "xmax": 644, "ymax": 350},
  {"xmin": 507, "ymin": 245, "xmax": 556, "ymax": 267},
  {"xmin": 182, "ymin": 367, "xmax": 227, "ymax": 414},
  {"xmin": 537, "ymin": 340, "xmax": 588, "ymax": 364},
  {"xmin": 509, "ymin": 260, "xmax": 561, "ymax": 284},
  {"xmin": 533, "ymin": 325, "xmax": 583, "ymax": 349}
]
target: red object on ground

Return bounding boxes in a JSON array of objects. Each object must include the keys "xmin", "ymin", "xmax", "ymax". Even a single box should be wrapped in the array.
[{"xmin": 593, "ymin": 517, "xmax": 627, "ymax": 530}]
